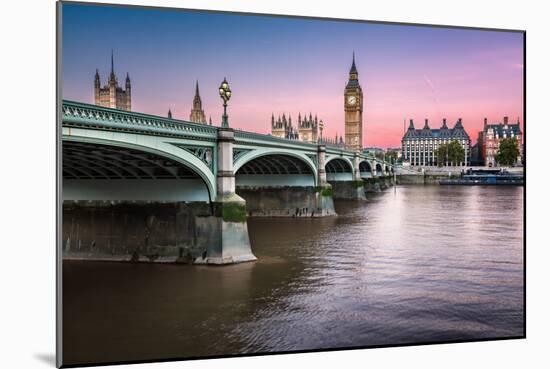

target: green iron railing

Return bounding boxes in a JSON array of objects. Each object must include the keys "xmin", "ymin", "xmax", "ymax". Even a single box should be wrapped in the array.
[
  {"xmin": 61, "ymin": 100, "xmax": 390, "ymax": 166},
  {"xmin": 62, "ymin": 100, "xmax": 218, "ymax": 140}
]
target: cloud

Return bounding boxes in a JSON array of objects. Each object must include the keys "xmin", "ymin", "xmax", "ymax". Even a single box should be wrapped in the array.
[
  {"xmin": 423, "ymin": 74, "xmax": 441, "ymax": 116},
  {"xmin": 423, "ymin": 74, "xmax": 436, "ymax": 92}
]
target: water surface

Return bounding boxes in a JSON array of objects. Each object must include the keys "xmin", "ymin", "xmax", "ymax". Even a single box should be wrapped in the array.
[{"xmin": 63, "ymin": 186, "xmax": 524, "ymax": 365}]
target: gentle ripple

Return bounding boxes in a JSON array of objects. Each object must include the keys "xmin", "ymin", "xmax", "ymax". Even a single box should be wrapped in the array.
[{"xmin": 63, "ymin": 185, "xmax": 524, "ymax": 365}]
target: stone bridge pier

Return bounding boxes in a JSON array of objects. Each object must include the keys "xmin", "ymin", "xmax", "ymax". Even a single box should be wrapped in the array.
[
  {"xmin": 326, "ymin": 153, "xmax": 367, "ymax": 201},
  {"xmin": 207, "ymin": 128, "xmax": 257, "ymax": 264},
  {"xmin": 234, "ymin": 145, "xmax": 336, "ymax": 217},
  {"xmin": 60, "ymin": 100, "xmax": 395, "ymax": 265},
  {"xmin": 61, "ymin": 128, "xmax": 257, "ymax": 265}
]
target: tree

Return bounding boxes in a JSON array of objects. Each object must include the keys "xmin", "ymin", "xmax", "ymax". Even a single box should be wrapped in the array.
[
  {"xmin": 375, "ymin": 151, "xmax": 385, "ymax": 160},
  {"xmin": 436, "ymin": 140, "xmax": 465, "ymax": 166},
  {"xmin": 436, "ymin": 144, "xmax": 448, "ymax": 166},
  {"xmin": 385, "ymin": 151, "xmax": 398, "ymax": 163},
  {"xmin": 496, "ymin": 137, "xmax": 520, "ymax": 166},
  {"xmin": 447, "ymin": 140, "xmax": 465, "ymax": 166}
]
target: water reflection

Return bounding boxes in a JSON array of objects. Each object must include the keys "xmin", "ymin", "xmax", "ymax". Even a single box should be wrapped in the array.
[{"xmin": 63, "ymin": 186, "xmax": 524, "ymax": 365}]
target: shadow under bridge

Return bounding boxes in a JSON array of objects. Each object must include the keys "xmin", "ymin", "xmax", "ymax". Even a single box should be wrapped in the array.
[{"xmin": 234, "ymin": 153, "xmax": 332, "ymax": 217}]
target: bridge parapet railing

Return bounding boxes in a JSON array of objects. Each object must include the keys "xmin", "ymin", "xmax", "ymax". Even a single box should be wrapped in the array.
[
  {"xmin": 61, "ymin": 100, "xmax": 392, "ymax": 167},
  {"xmin": 234, "ymin": 131, "xmax": 373, "ymax": 160},
  {"xmin": 62, "ymin": 100, "xmax": 219, "ymax": 140},
  {"xmin": 322, "ymin": 141, "xmax": 346, "ymax": 150},
  {"xmin": 234, "ymin": 130, "xmax": 320, "ymax": 149}
]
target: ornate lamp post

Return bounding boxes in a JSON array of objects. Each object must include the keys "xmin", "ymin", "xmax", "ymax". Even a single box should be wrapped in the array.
[
  {"xmin": 319, "ymin": 119, "xmax": 324, "ymax": 143},
  {"xmin": 218, "ymin": 77, "xmax": 232, "ymax": 128}
]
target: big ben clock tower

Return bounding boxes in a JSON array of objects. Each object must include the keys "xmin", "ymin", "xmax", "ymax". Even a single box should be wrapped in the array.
[{"xmin": 344, "ymin": 53, "xmax": 363, "ymax": 152}]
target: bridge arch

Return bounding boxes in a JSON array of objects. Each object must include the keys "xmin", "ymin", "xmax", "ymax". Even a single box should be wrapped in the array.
[
  {"xmin": 325, "ymin": 157, "xmax": 354, "ymax": 181},
  {"xmin": 62, "ymin": 135, "xmax": 216, "ymax": 202},
  {"xmin": 359, "ymin": 160, "xmax": 373, "ymax": 178},
  {"xmin": 375, "ymin": 162, "xmax": 383, "ymax": 175},
  {"xmin": 234, "ymin": 150, "xmax": 317, "ymax": 187}
]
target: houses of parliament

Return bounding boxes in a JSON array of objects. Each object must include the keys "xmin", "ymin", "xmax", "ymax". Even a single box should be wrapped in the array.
[
  {"xmin": 93, "ymin": 52, "xmax": 365, "ymax": 145},
  {"xmin": 94, "ymin": 53, "xmax": 211, "ymax": 125},
  {"xmin": 271, "ymin": 54, "xmax": 364, "ymax": 151},
  {"xmin": 94, "ymin": 52, "xmax": 131, "ymax": 111},
  {"xmin": 271, "ymin": 113, "xmax": 322, "ymax": 144}
]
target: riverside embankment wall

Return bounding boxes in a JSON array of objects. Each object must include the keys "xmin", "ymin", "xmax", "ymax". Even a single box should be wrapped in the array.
[{"xmin": 62, "ymin": 201, "xmax": 217, "ymax": 263}]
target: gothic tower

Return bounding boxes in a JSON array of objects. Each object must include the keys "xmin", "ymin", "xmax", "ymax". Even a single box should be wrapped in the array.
[
  {"xmin": 298, "ymin": 112, "xmax": 318, "ymax": 143},
  {"xmin": 94, "ymin": 50, "xmax": 131, "ymax": 111},
  {"xmin": 189, "ymin": 80, "xmax": 207, "ymax": 124},
  {"xmin": 125, "ymin": 72, "xmax": 131, "ymax": 110},
  {"xmin": 108, "ymin": 51, "xmax": 117, "ymax": 108},
  {"xmin": 344, "ymin": 53, "xmax": 363, "ymax": 152},
  {"xmin": 94, "ymin": 69, "xmax": 100, "ymax": 103}
]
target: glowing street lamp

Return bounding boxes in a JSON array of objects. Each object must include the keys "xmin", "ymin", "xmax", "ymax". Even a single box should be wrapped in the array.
[{"xmin": 219, "ymin": 77, "xmax": 232, "ymax": 128}]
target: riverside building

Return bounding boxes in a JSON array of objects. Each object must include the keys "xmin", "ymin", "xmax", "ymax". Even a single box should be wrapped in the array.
[
  {"xmin": 401, "ymin": 118, "xmax": 471, "ymax": 166},
  {"xmin": 476, "ymin": 116, "xmax": 522, "ymax": 167}
]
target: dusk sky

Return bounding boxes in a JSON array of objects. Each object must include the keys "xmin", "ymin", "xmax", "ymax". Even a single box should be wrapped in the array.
[{"xmin": 62, "ymin": 3, "xmax": 524, "ymax": 148}]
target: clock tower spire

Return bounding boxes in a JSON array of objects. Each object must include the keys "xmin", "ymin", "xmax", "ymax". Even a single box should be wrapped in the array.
[{"xmin": 344, "ymin": 52, "xmax": 363, "ymax": 152}]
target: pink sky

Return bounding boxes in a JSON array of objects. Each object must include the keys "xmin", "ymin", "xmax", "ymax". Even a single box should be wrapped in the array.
[
  {"xmin": 63, "ymin": 5, "xmax": 524, "ymax": 148},
  {"xmin": 126, "ymin": 45, "xmax": 524, "ymax": 149}
]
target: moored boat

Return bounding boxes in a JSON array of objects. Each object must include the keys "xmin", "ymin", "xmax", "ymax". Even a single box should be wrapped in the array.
[{"xmin": 439, "ymin": 168, "xmax": 523, "ymax": 186}]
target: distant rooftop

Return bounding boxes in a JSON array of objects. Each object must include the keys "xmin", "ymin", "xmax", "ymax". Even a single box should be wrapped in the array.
[
  {"xmin": 483, "ymin": 116, "xmax": 522, "ymax": 136},
  {"xmin": 403, "ymin": 118, "xmax": 470, "ymax": 140}
]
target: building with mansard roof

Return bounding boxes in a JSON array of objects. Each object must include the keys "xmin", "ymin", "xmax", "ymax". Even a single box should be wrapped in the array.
[{"xmin": 401, "ymin": 118, "xmax": 471, "ymax": 166}]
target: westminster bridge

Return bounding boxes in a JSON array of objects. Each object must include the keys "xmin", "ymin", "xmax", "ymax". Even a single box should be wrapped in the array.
[{"xmin": 61, "ymin": 100, "xmax": 394, "ymax": 264}]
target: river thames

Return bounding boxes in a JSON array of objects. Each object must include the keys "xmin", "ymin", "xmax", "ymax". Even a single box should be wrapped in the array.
[{"xmin": 63, "ymin": 185, "xmax": 524, "ymax": 365}]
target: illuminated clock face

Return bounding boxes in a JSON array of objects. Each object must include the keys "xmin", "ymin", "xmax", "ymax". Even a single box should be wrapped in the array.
[{"xmin": 347, "ymin": 96, "xmax": 357, "ymax": 105}]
